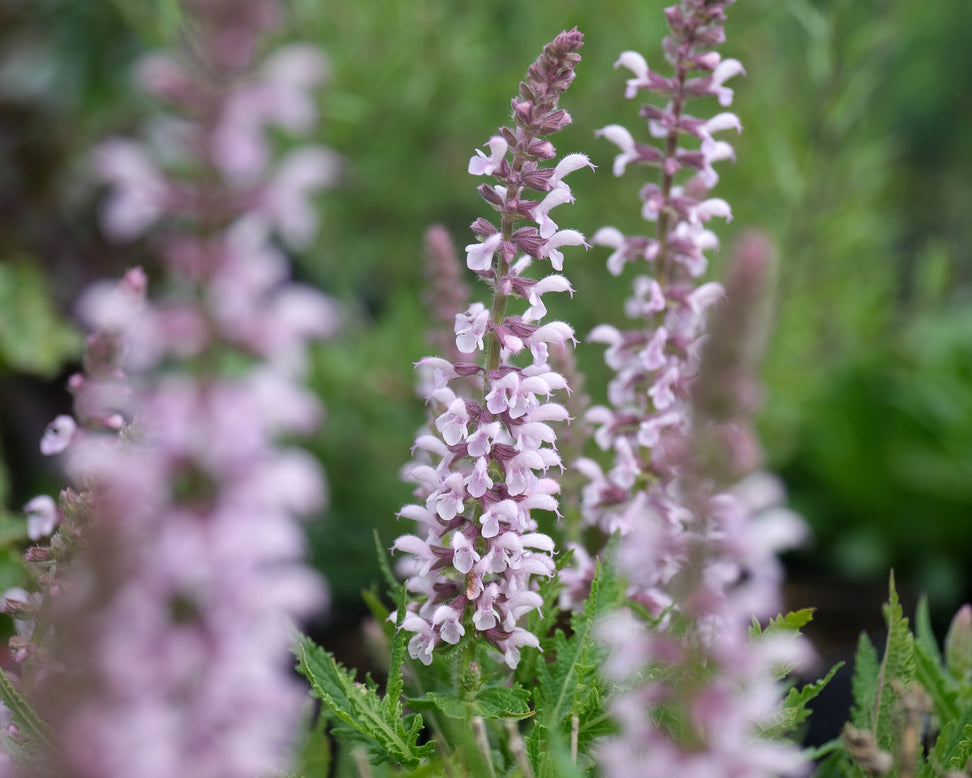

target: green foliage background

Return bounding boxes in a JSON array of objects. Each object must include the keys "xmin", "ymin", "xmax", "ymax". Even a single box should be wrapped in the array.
[{"xmin": 0, "ymin": 0, "xmax": 970, "ymax": 620}]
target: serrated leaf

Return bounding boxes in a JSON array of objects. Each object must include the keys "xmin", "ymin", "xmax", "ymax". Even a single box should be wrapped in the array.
[
  {"xmin": 873, "ymin": 571, "xmax": 915, "ymax": 747},
  {"xmin": 809, "ymin": 742, "xmax": 854, "ymax": 778},
  {"xmin": 373, "ymin": 529, "xmax": 403, "ymax": 602},
  {"xmin": 418, "ymin": 685, "xmax": 533, "ymax": 721},
  {"xmin": 914, "ymin": 596, "xmax": 943, "ymax": 670},
  {"xmin": 476, "ymin": 686, "xmax": 533, "ymax": 719},
  {"xmin": 295, "ymin": 633, "xmax": 435, "ymax": 767},
  {"xmin": 761, "ymin": 661, "xmax": 844, "ymax": 739},
  {"xmin": 385, "ymin": 588, "xmax": 409, "ymax": 719},
  {"xmin": 526, "ymin": 542, "xmax": 624, "ymax": 773},
  {"xmin": 290, "ymin": 707, "xmax": 332, "ymax": 777},
  {"xmin": 850, "ymin": 631, "xmax": 881, "ymax": 730},
  {"xmin": 361, "ymin": 587, "xmax": 393, "ymax": 635},
  {"xmin": 915, "ymin": 639, "xmax": 960, "ymax": 724},
  {"xmin": 751, "ymin": 608, "xmax": 816, "ymax": 639},
  {"xmin": 519, "ymin": 546, "xmax": 575, "ymax": 686},
  {"xmin": 0, "ymin": 669, "xmax": 59, "ymax": 758},
  {"xmin": 940, "ymin": 720, "xmax": 972, "ymax": 773}
]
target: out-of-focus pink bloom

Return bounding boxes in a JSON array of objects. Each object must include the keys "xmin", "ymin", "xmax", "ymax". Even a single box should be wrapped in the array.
[
  {"xmin": 39, "ymin": 415, "xmax": 76, "ymax": 456},
  {"xmin": 17, "ymin": 4, "xmax": 335, "ymax": 777}
]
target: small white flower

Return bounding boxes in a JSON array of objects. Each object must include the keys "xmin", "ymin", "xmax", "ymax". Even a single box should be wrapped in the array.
[
  {"xmin": 40, "ymin": 415, "xmax": 76, "ymax": 456},
  {"xmin": 24, "ymin": 495, "xmax": 59, "ymax": 541}
]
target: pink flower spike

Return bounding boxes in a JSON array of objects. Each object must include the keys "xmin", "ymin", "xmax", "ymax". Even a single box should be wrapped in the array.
[
  {"xmin": 528, "ymin": 321, "xmax": 576, "ymax": 349},
  {"xmin": 415, "ymin": 357, "xmax": 461, "ymax": 391},
  {"xmin": 262, "ymin": 43, "xmax": 329, "ymax": 96},
  {"xmin": 480, "ymin": 500, "xmax": 518, "ymax": 539},
  {"xmin": 473, "ymin": 585, "xmax": 501, "ymax": 630},
  {"xmin": 466, "ymin": 421, "xmax": 501, "ymax": 458},
  {"xmin": 392, "ymin": 535, "xmax": 438, "ymax": 577},
  {"xmin": 468, "ymin": 136, "xmax": 508, "ymax": 176},
  {"xmin": 261, "ymin": 146, "xmax": 340, "ymax": 248},
  {"xmin": 40, "ymin": 415, "xmax": 77, "ymax": 456},
  {"xmin": 592, "ymin": 226, "xmax": 631, "ymax": 276},
  {"xmin": 466, "ymin": 456, "xmax": 493, "ymax": 498},
  {"xmin": 451, "ymin": 531, "xmax": 480, "ymax": 574}
]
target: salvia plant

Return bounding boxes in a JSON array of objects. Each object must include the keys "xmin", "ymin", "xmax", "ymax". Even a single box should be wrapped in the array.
[{"xmin": 0, "ymin": 1, "xmax": 966, "ymax": 777}]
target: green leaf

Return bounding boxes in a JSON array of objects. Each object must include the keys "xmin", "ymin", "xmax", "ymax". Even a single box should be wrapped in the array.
[
  {"xmin": 849, "ymin": 631, "xmax": 881, "ymax": 730},
  {"xmin": 761, "ymin": 661, "xmax": 844, "ymax": 739},
  {"xmin": 418, "ymin": 685, "xmax": 533, "ymax": 721},
  {"xmin": 385, "ymin": 587, "xmax": 410, "ymax": 719},
  {"xmin": 0, "ymin": 669, "xmax": 59, "ymax": 759},
  {"xmin": 290, "ymin": 707, "xmax": 332, "ymax": 777},
  {"xmin": 873, "ymin": 571, "xmax": 916, "ymax": 747},
  {"xmin": 526, "ymin": 542, "xmax": 624, "ymax": 775},
  {"xmin": 361, "ymin": 587, "xmax": 392, "ymax": 632},
  {"xmin": 295, "ymin": 632, "xmax": 435, "ymax": 767},
  {"xmin": 932, "ymin": 718, "xmax": 972, "ymax": 772},
  {"xmin": 112, "ymin": 0, "xmax": 185, "ymax": 45},
  {"xmin": 518, "ymin": 545, "xmax": 575, "ymax": 686},
  {"xmin": 373, "ymin": 529, "xmax": 403, "ymax": 603},
  {"xmin": 750, "ymin": 608, "xmax": 816, "ymax": 639},
  {"xmin": 915, "ymin": 638, "xmax": 960, "ymax": 724},
  {"xmin": 914, "ymin": 596, "xmax": 944, "ymax": 670},
  {"xmin": 0, "ymin": 260, "xmax": 80, "ymax": 377},
  {"xmin": 0, "ymin": 515, "xmax": 28, "ymax": 549}
]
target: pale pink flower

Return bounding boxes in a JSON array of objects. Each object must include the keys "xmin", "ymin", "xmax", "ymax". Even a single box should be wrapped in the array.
[{"xmin": 39, "ymin": 415, "xmax": 76, "ymax": 456}]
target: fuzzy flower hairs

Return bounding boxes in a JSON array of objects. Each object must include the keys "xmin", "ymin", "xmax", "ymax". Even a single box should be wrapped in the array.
[{"xmin": 393, "ymin": 29, "xmax": 591, "ymax": 670}]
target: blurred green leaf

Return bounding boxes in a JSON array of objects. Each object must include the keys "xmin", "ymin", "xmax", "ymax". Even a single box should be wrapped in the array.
[{"xmin": 0, "ymin": 260, "xmax": 79, "ymax": 377}]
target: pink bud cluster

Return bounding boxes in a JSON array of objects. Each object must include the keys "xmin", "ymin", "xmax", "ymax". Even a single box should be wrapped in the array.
[
  {"xmin": 8, "ymin": 2, "xmax": 336, "ymax": 776},
  {"xmin": 394, "ymin": 30, "xmax": 590, "ymax": 669}
]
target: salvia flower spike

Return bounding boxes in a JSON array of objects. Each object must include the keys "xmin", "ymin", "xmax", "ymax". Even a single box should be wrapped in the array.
[
  {"xmin": 394, "ymin": 29, "xmax": 590, "ymax": 669},
  {"xmin": 9, "ymin": 2, "xmax": 337, "ymax": 775},
  {"xmin": 578, "ymin": 3, "xmax": 812, "ymax": 776}
]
